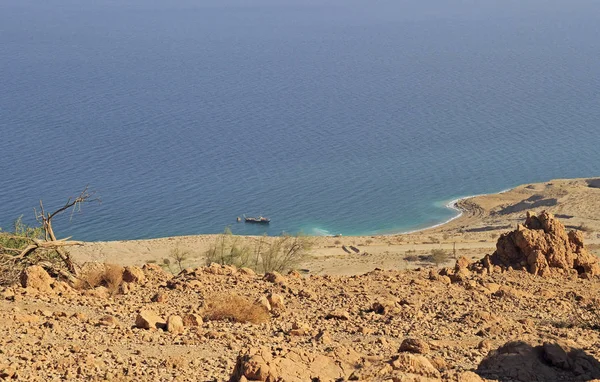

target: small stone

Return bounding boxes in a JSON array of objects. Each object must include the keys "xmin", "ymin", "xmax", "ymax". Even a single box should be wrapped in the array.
[
  {"xmin": 399, "ymin": 338, "xmax": 431, "ymax": 354},
  {"xmin": 264, "ymin": 272, "xmax": 285, "ymax": 284},
  {"xmin": 123, "ymin": 266, "xmax": 145, "ymax": 284},
  {"xmin": 167, "ymin": 315, "xmax": 184, "ymax": 334},
  {"xmin": 135, "ymin": 310, "xmax": 166, "ymax": 330},
  {"xmin": 20, "ymin": 265, "xmax": 53, "ymax": 293},
  {"xmin": 256, "ymin": 296, "xmax": 272, "ymax": 312},
  {"xmin": 267, "ymin": 293, "xmax": 285, "ymax": 310},
  {"xmin": 325, "ymin": 309, "xmax": 350, "ymax": 320},
  {"xmin": 151, "ymin": 292, "xmax": 167, "ymax": 303},
  {"xmin": 98, "ymin": 315, "xmax": 119, "ymax": 327},
  {"xmin": 183, "ymin": 313, "xmax": 203, "ymax": 327},
  {"xmin": 315, "ymin": 330, "xmax": 332, "ymax": 345},
  {"xmin": 456, "ymin": 256, "xmax": 470, "ymax": 269},
  {"xmin": 239, "ymin": 268, "xmax": 256, "ymax": 276}
]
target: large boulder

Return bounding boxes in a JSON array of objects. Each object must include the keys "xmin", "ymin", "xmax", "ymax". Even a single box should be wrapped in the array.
[
  {"xmin": 488, "ymin": 212, "xmax": 599, "ymax": 277},
  {"xmin": 477, "ymin": 341, "xmax": 600, "ymax": 382}
]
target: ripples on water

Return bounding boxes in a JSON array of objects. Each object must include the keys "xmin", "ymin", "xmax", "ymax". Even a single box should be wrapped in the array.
[{"xmin": 1, "ymin": 0, "xmax": 599, "ymax": 241}]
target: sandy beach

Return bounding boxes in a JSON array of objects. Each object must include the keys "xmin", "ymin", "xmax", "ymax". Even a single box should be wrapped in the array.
[{"xmin": 70, "ymin": 177, "xmax": 600, "ymax": 274}]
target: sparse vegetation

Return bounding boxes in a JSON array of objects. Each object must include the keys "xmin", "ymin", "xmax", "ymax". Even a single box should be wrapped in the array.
[
  {"xmin": 204, "ymin": 229, "xmax": 311, "ymax": 273},
  {"xmin": 0, "ymin": 217, "xmax": 50, "ymax": 285},
  {"xmin": 428, "ymin": 236, "xmax": 440, "ymax": 244},
  {"xmin": 365, "ymin": 239, "xmax": 373, "ymax": 246},
  {"xmin": 74, "ymin": 263, "xmax": 124, "ymax": 295},
  {"xmin": 203, "ymin": 294, "xmax": 269, "ymax": 324},
  {"xmin": 0, "ymin": 187, "xmax": 99, "ymax": 285},
  {"xmin": 169, "ymin": 247, "xmax": 191, "ymax": 272},
  {"xmin": 427, "ymin": 249, "xmax": 450, "ymax": 267}
]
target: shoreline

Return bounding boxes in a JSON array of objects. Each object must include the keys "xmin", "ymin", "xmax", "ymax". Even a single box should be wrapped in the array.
[
  {"xmin": 400, "ymin": 187, "xmax": 515, "ymax": 235},
  {"xmin": 69, "ymin": 177, "xmax": 600, "ymax": 272},
  {"xmin": 77, "ymin": 177, "xmax": 598, "ymax": 243}
]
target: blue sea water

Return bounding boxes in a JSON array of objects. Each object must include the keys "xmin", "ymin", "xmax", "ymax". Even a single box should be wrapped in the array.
[{"xmin": 1, "ymin": 0, "xmax": 600, "ymax": 241}]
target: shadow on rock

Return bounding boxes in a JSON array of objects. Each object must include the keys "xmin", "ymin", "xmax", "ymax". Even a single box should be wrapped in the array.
[{"xmin": 477, "ymin": 341, "xmax": 600, "ymax": 382}]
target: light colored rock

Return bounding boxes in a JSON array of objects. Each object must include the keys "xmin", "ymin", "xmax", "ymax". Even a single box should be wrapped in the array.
[
  {"xmin": 267, "ymin": 293, "xmax": 284, "ymax": 310},
  {"xmin": 135, "ymin": 310, "xmax": 166, "ymax": 330},
  {"xmin": 391, "ymin": 353, "xmax": 440, "ymax": 379},
  {"xmin": 239, "ymin": 267, "xmax": 256, "ymax": 276},
  {"xmin": 20, "ymin": 266, "xmax": 53, "ymax": 293},
  {"xmin": 166, "ymin": 315, "xmax": 184, "ymax": 334},
  {"xmin": 325, "ymin": 309, "xmax": 350, "ymax": 320},
  {"xmin": 256, "ymin": 296, "xmax": 272, "ymax": 312},
  {"xmin": 458, "ymin": 371, "xmax": 484, "ymax": 382},
  {"xmin": 230, "ymin": 347, "xmax": 349, "ymax": 381}
]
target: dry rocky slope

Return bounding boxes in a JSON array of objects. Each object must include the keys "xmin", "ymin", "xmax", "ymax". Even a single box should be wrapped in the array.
[{"xmin": 2, "ymin": 213, "xmax": 600, "ymax": 381}]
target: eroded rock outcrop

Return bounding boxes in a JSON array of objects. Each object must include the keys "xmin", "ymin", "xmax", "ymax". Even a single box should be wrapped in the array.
[
  {"xmin": 477, "ymin": 341, "xmax": 600, "ymax": 382},
  {"xmin": 485, "ymin": 211, "xmax": 599, "ymax": 277}
]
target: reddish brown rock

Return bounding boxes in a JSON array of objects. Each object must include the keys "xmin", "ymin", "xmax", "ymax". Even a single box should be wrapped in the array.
[
  {"xmin": 263, "ymin": 272, "xmax": 285, "ymax": 284},
  {"xmin": 135, "ymin": 310, "xmax": 166, "ymax": 330},
  {"xmin": 399, "ymin": 338, "xmax": 431, "ymax": 355},
  {"xmin": 151, "ymin": 292, "xmax": 167, "ymax": 303},
  {"xmin": 183, "ymin": 313, "xmax": 203, "ymax": 327},
  {"xmin": 123, "ymin": 266, "xmax": 145, "ymax": 284},
  {"xmin": 486, "ymin": 212, "xmax": 600, "ymax": 277}
]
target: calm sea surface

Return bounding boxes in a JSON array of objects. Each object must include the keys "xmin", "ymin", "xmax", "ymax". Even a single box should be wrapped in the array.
[{"xmin": 1, "ymin": 0, "xmax": 600, "ymax": 241}]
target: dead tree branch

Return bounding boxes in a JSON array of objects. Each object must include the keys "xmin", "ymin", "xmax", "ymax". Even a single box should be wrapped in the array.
[{"xmin": 0, "ymin": 186, "xmax": 100, "ymax": 280}]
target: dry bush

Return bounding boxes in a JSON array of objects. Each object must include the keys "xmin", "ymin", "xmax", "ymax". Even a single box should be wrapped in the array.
[
  {"xmin": 170, "ymin": 247, "xmax": 192, "ymax": 272},
  {"xmin": 205, "ymin": 230, "xmax": 311, "ymax": 273},
  {"xmin": 75, "ymin": 263, "xmax": 124, "ymax": 295},
  {"xmin": 0, "ymin": 217, "xmax": 63, "ymax": 286},
  {"xmin": 424, "ymin": 249, "xmax": 450, "ymax": 267},
  {"xmin": 203, "ymin": 294, "xmax": 269, "ymax": 324}
]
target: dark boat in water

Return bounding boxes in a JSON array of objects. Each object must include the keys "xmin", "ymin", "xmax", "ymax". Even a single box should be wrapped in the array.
[{"xmin": 244, "ymin": 216, "xmax": 270, "ymax": 224}]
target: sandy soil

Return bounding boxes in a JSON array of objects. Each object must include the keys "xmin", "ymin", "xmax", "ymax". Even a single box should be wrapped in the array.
[{"xmin": 70, "ymin": 177, "xmax": 600, "ymax": 275}]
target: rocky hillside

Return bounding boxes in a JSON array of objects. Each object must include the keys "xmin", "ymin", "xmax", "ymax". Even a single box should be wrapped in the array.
[{"xmin": 1, "ymin": 213, "xmax": 600, "ymax": 381}]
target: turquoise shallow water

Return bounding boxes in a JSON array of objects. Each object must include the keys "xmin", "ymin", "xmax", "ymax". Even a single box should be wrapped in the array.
[{"xmin": 1, "ymin": 0, "xmax": 600, "ymax": 241}]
